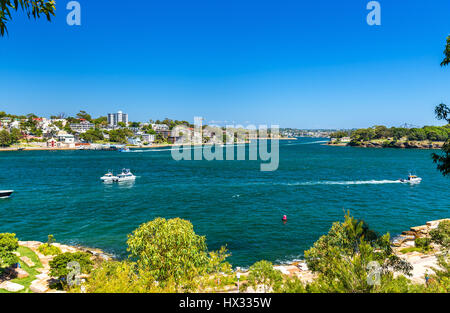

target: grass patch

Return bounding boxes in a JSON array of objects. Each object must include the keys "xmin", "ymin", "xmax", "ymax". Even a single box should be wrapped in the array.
[
  {"xmin": 1, "ymin": 246, "xmax": 44, "ymax": 293},
  {"xmin": 400, "ymin": 246, "xmax": 430, "ymax": 254}
]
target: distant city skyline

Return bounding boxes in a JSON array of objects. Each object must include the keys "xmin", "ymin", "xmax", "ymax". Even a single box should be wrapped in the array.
[{"xmin": 1, "ymin": 0, "xmax": 450, "ymax": 129}]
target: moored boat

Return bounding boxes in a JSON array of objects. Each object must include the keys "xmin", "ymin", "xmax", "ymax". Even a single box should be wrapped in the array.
[
  {"xmin": 0, "ymin": 190, "xmax": 14, "ymax": 198},
  {"xmin": 100, "ymin": 171, "xmax": 118, "ymax": 182},
  {"xmin": 114, "ymin": 169, "xmax": 136, "ymax": 182}
]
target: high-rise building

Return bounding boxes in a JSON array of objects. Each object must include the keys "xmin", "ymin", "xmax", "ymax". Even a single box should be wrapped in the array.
[{"xmin": 107, "ymin": 110, "xmax": 128, "ymax": 126}]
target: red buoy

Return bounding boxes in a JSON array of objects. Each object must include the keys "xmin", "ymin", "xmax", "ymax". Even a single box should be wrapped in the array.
[{"xmin": 282, "ymin": 215, "xmax": 287, "ymax": 222}]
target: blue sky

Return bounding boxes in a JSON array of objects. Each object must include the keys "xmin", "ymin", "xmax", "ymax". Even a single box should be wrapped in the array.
[{"xmin": 1, "ymin": 0, "xmax": 450, "ymax": 128}]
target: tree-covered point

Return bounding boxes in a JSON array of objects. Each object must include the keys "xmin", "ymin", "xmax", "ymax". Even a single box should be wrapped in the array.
[{"xmin": 348, "ymin": 124, "xmax": 450, "ymax": 144}]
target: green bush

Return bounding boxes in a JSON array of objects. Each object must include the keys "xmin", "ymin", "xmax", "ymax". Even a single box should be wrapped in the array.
[
  {"xmin": 245, "ymin": 260, "xmax": 283, "ymax": 292},
  {"xmin": 127, "ymin": 218, "xmax": 210, "ymax": 285},
  {"xmin": 38, "ymin": 243, "xmax": 62, "ymax": 256},
  {"xmin": 430, "ymin": 220, "xmax": 450, "ymax": 248},
  {"xmin": 49, "ymin": 252, "xmax": 93, "ymax": 283},
  {"xmin": 415, "ymin": 237, "xmax": 431, "ymax": 249},
  {"xmin": 0, "ymin": 233, "xmax": 19, "ymax": 269}
]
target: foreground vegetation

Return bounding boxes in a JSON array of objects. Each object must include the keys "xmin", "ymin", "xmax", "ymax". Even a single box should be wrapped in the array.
[{"xmin": 2, "ymin": 214, "xmax": 448, "ymax": 293}]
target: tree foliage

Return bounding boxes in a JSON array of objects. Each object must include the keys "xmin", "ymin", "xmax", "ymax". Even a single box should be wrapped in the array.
[
  {"xmin": 432, "ymin": 104, "xmax": 450, "ymax": 176},
  {"xmin": 303, "ymin": 213, "xmax": 412, "ymax": 293},
  {"xmin": 0, "ymin": 233, "xmax": 19, "ymax": 269},
  {"xmin": 127, "ymin": 218, "xmax": 229, "ymax": 289},
  {"xmin": 441, "ymin": 35, "xmax": 450, "ymax": 67},
  {"xmin": 245, "ymin": 260, "xmax": 283, "ymax": 292},
  {"xmin": 49, "ymin": 252, "xmax": 93, "ymax": 282},
  {"xmin": 0, "ymin": 0, "xmax": 56, "ymax": 36}
]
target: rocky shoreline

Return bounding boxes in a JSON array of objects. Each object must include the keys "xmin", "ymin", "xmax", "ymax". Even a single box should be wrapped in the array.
[
  {"xmin": 327, "ymin": 140, "xmax": 445, "ymax": 149},
  {"xmin": 0, "ymin": 241, "xmax": 113, "ymax": 293}
]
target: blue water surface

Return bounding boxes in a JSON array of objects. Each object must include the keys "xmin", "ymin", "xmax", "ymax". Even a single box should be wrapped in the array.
[{"xmin": 0, "ymin": 138, "xmax": 449, "ymax": 266}]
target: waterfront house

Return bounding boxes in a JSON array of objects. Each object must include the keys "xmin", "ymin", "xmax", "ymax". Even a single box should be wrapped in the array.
[
  {"xmin": 128, "ymin": 137, "xmax": 142, "ymax": 145},
  {"xmin": 141, "ymin": 134, "xmax": 155, "ymax": 144},
  {"xmin": 47, "ymin": 138, "xmax": 58, "ymax": 148},
  {"xmin": 56, "ymin": 131, "xmax": 75, "ymax": 144}
]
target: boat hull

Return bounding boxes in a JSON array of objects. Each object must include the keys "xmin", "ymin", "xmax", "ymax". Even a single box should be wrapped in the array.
[{"xmin": 0, "ymin": 190, "xmax": 14, "ymax": 198}]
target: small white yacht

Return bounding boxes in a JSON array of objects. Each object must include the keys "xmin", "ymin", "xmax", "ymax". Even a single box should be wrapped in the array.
[
  {"xmin": 399, "ymin": 174, "xmax": 422, "ymax": 184},
  {"xmin": 0, "ymin": 190, "xmax": 14, "ymax": 199},
  {"xmin": 114, "ymin": 169, "xmax": 136, "ymax": 182},
  {"xmin": 100, "ymin": 171, "xmax": 118, "ymax": 182}
]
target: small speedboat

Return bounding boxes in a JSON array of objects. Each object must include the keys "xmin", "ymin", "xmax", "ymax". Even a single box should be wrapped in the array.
[
  {"xmin": 100, "ymin": 171, "xmax": 118, "ymax": 182},
  {"xmin": 399, "ymin": 174, "xmax": 422, "ymax": 184},
  {"xmin": 118, "ymin": 147, "xmax": 131, "ymax": 152},
  {"xmin": 114, "ymin": 169, "xmax": 136, "ymax": 182},
  {"xmin": 0, "ymin": 190, "xmax": 14, "ymax": 198}
]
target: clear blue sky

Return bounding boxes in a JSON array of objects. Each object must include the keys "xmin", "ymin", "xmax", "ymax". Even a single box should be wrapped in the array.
[{"xmin": 1, "ymin": 0, "xmax": 449, "ymax": 128}]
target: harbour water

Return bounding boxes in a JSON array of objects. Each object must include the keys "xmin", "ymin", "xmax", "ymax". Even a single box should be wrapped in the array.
[{"xmin": 0, "ymin": 138, "xmax": 449, "ymax": 266}]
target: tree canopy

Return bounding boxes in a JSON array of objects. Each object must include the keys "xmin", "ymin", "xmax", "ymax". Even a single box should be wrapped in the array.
[
  {"xmin": 0, "ymin": 0, "xmax": 56, "ymax": 36},
  {"xmin": 441, "ymin": 35, "xmax": 450, "ymax": 67}
]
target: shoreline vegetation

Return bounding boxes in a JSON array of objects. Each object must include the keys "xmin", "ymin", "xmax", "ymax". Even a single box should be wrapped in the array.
[
  {"xmin": 327, "ymin": 124, "xmax": 449, "ymax": 150},
  {"xmin": 1, "ymin": 216, "xmax": 448, "ymax": 293}
]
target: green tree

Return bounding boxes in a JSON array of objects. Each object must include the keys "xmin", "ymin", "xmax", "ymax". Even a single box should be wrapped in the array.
[
  {"xmin": 432, "ymin": 104, "xmax": 450, "ymax": 176},
  {"xmin": 441, "ymin": 35, "xmax": 450, "ymax": 67},
  {"xmin": 304, "ymin": 213, "xmax": 412, "ymax": 293},
  {"xmin": 0, "ymin": 0, "xmax": 55, "ymax": 36},
  {"xmin": 0, "ymin": 130, "xmax": 11, "ymax": 146},
  {"xmin": 76, "ymin": 110, "xmax": 92, "ymax": 122},
  {"xmin": 0, "ymin": 233, "xmax": 19, "ymax": 270},
  {"xmin": 430, "ymin": 220, "xmax": 450, "ymax": 249},
  {"xmin": 246, "ymin": 260, "xmax": 283, "ymax": 292},
  {"xmin": 79, "ymin": 128, "xmax": 104, "ymax": 143},
  {"xmin": 49, "ymin": 252, "xmax": 93, "ymax": 284},
  {"xmin": 127, "ymin": 218, "xmax": 213, "ymax": 286},
  {"xmin": 92, "ymin": 116, "xmax": 107, "ymax": 126},
  {"xmin": 407, "ymin": 128, "xmax": 427, "ymax": 141},
  {"xmin": 10, "ymin": 127, "xmax": 22, "ymax": 143}
]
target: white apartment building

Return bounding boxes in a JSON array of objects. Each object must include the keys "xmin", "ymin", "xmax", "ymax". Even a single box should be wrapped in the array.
[{"xmin": 107, "ymin": 110, "xmax": 128, "ymax": 126}]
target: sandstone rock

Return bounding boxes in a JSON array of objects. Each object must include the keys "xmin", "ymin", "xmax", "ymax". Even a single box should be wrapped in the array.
[
  {"xmin": 35, "ymin": 273, "xmax": 50, "ymax": 281},
  {"xmin": 30, "ymin": 279, "xmax": 49, "ymax": 293},
  {"xmin": 20, "ymin": 256, "xmax": 35, "ymax": 267},
  {"xmin": 15, "ymin": 268, "xmax": 29, "ymax": 279},
  {"xmin": 426, "ymin": 219, "xmax": 450, "ymax": 228},
  {"xmin": 410, "ymin": 225, "xmax": 428, "ymax": 233},
  {"xmin": 0, "ymin": 281, "xmax": 25, "ymax": 292}
]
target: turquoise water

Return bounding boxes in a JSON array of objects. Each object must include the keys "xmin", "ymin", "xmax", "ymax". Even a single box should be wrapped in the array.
[{"xmin": 0, "ymin": 138, "xmax": 449, "ymax": 266}]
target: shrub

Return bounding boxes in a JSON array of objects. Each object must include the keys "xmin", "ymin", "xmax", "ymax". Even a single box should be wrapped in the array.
[
  {"xmin": 38, "ymin": 243, "xmax": 62, "ymax": 256},
  {"xmin": 0, "ymin": 233, "xmax": 19, "ymax": 269},
  {"xmin": 415, "ymin": 237, "xmax": 431, "ymax": 250},
  {"xmin": 430, "ymin": 220, "xmax": 450, "ymax": 249},
  {"xmin": 49, "ymin": 252, "xmax": 93, "ymax": 283},
  {"xmin": 83, "ymin": 261, "xmax": 158, "ymax": 293},
  {"xmin": 127, "ymin": 218, "xmax": 211, "ymax": 285},
  {"xmin": 245, "ymin": 260, "xmax": 283, "ymax": 292}
]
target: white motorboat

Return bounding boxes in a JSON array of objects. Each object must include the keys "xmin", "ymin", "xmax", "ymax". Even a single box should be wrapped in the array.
[
  {"xmin": 399, "ymin": 174, "xmax": 422, "ymax": 184},
  {"xmin": 0, "ymin": 190, "xmax": 14, "ymax": 198},
  {"xmin": 114, "ymin": 169, "xmax": 136, "ymax": 182},
  {"xmin": 100, "ymin": 171, "xmax": 118, "ymax": 182}
]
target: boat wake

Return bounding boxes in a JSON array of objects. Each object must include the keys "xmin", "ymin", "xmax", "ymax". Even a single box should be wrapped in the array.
[
  {"xmin": 283, "ymin": 180, "xmax": 403, "ymax": 186},
  {"xmin": 283, "ymin": 140, "xmax": 329, "ymax": 146},
  {"xmin": 246, "ymin": 179, "xmax": 404, "ymax": 186}
]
